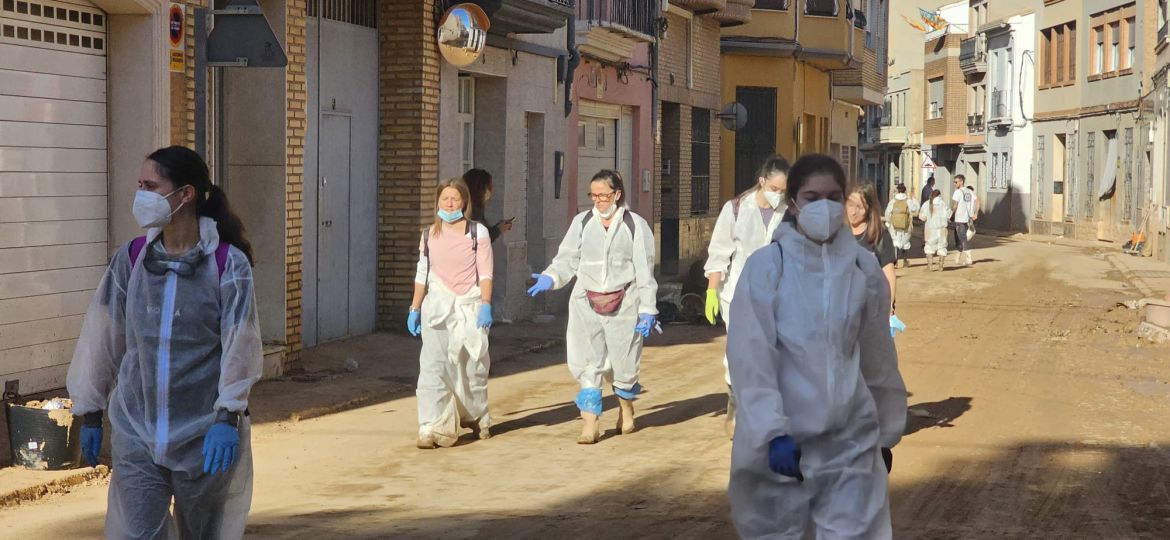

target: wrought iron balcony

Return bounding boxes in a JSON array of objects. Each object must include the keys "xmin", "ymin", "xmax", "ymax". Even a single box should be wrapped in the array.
[
  {"xmin": 960, "ymin": 35, "xmax": 986, "ymax": 74},
  {"xmin": 457, "ymin": 0, "xmax": 574, "ymax": 35},
  {"xmin": 577, "ymin": 0, "xmax": 656, "ymax": 41}
]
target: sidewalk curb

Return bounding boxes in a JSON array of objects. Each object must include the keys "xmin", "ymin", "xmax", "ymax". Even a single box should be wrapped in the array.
[
  {"xmin": 285, "ymin": 337, "xmax": 564, "ymax": 424},
  {"xmin": 1104, "ymin": 253, "xmax": 1158, "ymax": 298},
  {"xmin": 0, "ymin": 466, "xmax": 110, "ymax": 510}
]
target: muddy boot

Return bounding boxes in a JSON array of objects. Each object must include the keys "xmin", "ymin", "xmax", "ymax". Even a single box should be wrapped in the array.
[
  {"xmin": 724, "ymin": 387, "xmax": 737, "ymax": 440},
  {"xmin": 416, "ymin": 431, "xmax": 437, "ymax": 450},
  {"xmin": 926, "ymin": 255, "xmax": 935, "ymax": 272},
  {"xmin": 965, "ymin": 250, "xmax": 975, "ymax": 266},
  {"xmin": 469, "ymin": 418, "xmax": 492, "ymax": 440},
  {"xmin": 616, "ymin": 398, "xmax": 636, "ymax": 435},
  {"xmin": 578, "ymin": 412, "xmax": 600, "ymax": 444}
]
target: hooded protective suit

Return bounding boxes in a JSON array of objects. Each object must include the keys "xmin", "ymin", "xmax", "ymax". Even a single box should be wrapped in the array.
[
  {"xmin": 67, "ymin": 217, "xmax": 262, "ymax": 539},
  {"xmin": 705, "ymin": 191, "xmax": 785, "ymax": 384},
  {"xmin": 883, "ymin": 193, "xmax": 919, "ymax": 252},
  {"xmin": 539, "ymin": 207, "xmax": 657, "ymax": 406},
  {"xmin": 726, "ymin": 216, "xmax": 907, "ymax": 539},
  {"xmin": 919, "ymin": 196, "xmax": 951, "ymax": 257}
]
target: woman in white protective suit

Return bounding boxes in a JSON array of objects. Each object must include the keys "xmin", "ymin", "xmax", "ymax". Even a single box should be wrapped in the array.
[
  {"xmin": 919, "ymin": 189, "xmax": 951, "ymax": 271},
  {"xmin": 67, "ymin": 146, "xmax": 262, "ymax": 539},
  {"xmin": 726, "ymin": 154, "xmax": 908, "ymax": 539},
  {"xmin": 703, "ymin": 155, "xmax": 789, "ymax": 440},
  {"xmin": 527, "ymin": 170, "xmax": 658, "ymax": 444},
  {"xmin": 407, "ymin": 177, "xmax": 495, "ymax": 449}
]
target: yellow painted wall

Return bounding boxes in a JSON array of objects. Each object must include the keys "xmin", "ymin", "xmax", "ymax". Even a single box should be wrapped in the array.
[
  {"xmin": 720, "ymin": 53, "xmax": 834, "ymax": 202},
  {"xmin": 729, "ymin": 10, "xmax": 794, "ymax": 40},
  {"xmin": 798, "ymin": 14, "xmax": 851, "ymax": 53}
]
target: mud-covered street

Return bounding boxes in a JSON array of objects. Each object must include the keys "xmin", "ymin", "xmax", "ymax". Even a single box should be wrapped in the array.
[{"xmin": 2, "ymin": 234, "xmax": 1168, "ymax": 539}]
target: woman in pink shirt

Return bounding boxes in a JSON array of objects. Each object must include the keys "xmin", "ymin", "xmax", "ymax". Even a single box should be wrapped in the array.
[{"xmin": 407, "ymin": 178, "xmax": 495, "ymax": 449}]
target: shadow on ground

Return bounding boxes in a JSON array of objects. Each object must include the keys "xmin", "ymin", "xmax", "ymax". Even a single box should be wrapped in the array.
[
  {"xmin": 904, "ymin": 397, "xmax": 973, "ymax": 436},
  {"xmin": 891, "ymin": 442, "xmax": 1170, "ymax": 539}
]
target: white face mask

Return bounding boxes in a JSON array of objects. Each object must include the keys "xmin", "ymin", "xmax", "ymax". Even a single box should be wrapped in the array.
[
  {"xmin": 133, "ymin": 189, "xmax": 183, "ymax": 229},
  {"xmin": 762, "ymin": 190, "xmax": 783, "ymax": 209},
  {"xmin": 794, "ymin": 199, "xmax": 845, "ymax": 243},
  {"xmin": 594, "ymin": 203, "xmax": 619, "ymax": 219}
]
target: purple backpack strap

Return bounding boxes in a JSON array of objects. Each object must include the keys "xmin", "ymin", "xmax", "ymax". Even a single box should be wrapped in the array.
[
  {"xmin": 128, "ymin": 235, "xmax": 230, "ymax": 278},
  {"xmin": 214, "ymin": 242, "xmax": 231, "ymax": 279},
  {"xmin": 128, "ymin": 236, "xmax": 148, "ymax": 269}
]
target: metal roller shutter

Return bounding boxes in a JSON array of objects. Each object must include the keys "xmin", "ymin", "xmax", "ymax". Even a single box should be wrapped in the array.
[{"xmin": 0, "ymin": 0, "xmax": 108, "ymax": 394}]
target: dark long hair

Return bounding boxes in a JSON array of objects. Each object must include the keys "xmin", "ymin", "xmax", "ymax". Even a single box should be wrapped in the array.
[
  {"xmin": 462, "ymin": 168, "xmax": 492, "ymax": 217},
  {"xmin": 591, "ymin": 169, "xmax": 627, "ymax": 207},
  {"xmin": 850, "ymin": 182, "xmax": 884, "ymax": 245},
  {"xmin": 146, "ymin": 146, "xmax": 254, "ymax": 264},
  {"xmin": 784, "ymin": 153, "xmax": 848, "ymax": 207}
]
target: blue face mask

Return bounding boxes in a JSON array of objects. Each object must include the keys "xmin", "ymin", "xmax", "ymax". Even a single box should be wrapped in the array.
[{"xmin": 437, "ymin": 209, "xmax": 464, "ymax": 223}]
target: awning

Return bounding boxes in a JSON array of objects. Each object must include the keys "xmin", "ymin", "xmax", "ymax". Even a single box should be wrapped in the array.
[{"xmin": 1097, "ymin": 136, "xmax": 1118, "ymax": 200}]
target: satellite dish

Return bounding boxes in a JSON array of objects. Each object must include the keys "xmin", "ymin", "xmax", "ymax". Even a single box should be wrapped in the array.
[
  {"xmin": 718, "ymin": 102, "xmax": 748, "ymax": 132},
  {"xmin": 438, "ymin": 4, "xmax": 490, "ymax": 68}
]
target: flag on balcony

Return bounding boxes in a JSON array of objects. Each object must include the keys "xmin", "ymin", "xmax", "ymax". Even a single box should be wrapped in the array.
[
  {"xmin": 919, "ymin": 8, "xmax": 947, "ymax": 31},
  {"xmin": 902, "ymin": 14, "xmax": 926, "ymax": 32}
]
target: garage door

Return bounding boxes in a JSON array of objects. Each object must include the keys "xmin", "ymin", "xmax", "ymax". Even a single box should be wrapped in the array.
[
  {"xmin": 577, "ymin": 101, "xmax": 634, "ymax": 214},
  {"xmin": 0, "ymin": 0, "xmax": 108, "ymax": 395}
]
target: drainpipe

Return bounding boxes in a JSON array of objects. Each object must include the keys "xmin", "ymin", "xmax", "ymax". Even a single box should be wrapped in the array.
[
  {"xmin": 652, "ymin": 0, "xmax": 660, "ymax": 146},
  {"xmin": 564, "ymin": 8, "xmax": 580, "ymax": 117}
]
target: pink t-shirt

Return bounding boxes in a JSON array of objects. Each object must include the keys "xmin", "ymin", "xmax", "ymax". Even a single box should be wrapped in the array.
[{"xmin": 414, "ymin": 223, "xmax": 494, "ymax": 295}]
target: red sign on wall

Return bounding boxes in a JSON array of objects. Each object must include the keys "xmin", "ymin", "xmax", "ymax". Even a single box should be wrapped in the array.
[{"xmin": 168, "ymin": 3, "xmax": 185, "ymax": 72}]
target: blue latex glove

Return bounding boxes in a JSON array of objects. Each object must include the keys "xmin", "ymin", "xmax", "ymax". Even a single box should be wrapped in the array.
[
  {"xmin": 202, "ymin": 422, "xmax": 240, "ymax": 475},
  {"xmin": 768, "ymin": 436, "xmax": 803, "ymax": 480},
  {"xmin": 407, "ymin": 310, "xmax": 421, "ymax": 337},
  {"xmin": 80, "ymin": 426, "xmax": 102, "ymax": 467},
  {"xmin": 890, "ymin": 314, "xmax": 907, "ymax": 337},
  {"xmin": 634, "ymin": 314, "xmax": 657, "ymax": 338},
  {"xmin": 477, "ymin": 304, "xmax": 493, "ymax": 328},
  {"xmin": 527, "ymin": 274, "xmax": 554, "ymax": 297}
]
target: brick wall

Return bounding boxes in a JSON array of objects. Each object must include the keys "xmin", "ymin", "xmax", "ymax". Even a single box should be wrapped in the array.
[
  {"xmin": 284, "ymin": 0, "xmax": 307, "ymax": 364},
  {"xmin": 377, "ymin": 0, "xmax": 440, "ymax": 328}
]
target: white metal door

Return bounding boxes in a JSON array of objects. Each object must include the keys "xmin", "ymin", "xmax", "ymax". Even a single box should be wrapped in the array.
[
  {"xmin": 0, "ymin": 0, "xmax": 107, "ymax": 394},
  {"xmin": 317, "ymin": 114, "xmax": 351, "ymax": 343}
]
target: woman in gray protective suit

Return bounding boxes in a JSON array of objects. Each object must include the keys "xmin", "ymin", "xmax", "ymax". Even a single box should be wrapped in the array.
[{"xmin": 67, "ymin": 146, "xmax": 262, "ymax": 539}]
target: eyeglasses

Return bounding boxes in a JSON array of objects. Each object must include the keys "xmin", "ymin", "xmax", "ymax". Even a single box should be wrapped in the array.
[{"xmin": 589, "ymin": 191, "xmax": 617, "ymax": 202}]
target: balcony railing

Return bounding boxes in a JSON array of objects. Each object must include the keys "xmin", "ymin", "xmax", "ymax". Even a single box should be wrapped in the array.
[
  {"xmin": 578, "ymin": 0, "xmax": 657, "ymax": 39},
  {"xmin": 1160, "ymin": 22, "xmax": 1168, "ymax": 44},
  {"xmin": 991, "ymin": 89, "xmax": 1009, "ymax": 120},
  {"xmin": 959, "ymin": 36, "xmax": 986, "ymax": 72}
]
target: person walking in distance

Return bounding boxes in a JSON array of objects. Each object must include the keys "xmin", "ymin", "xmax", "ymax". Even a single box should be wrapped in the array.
[
  {"xmin": 703, "ymin": 155, "xmax": 790, "ymax": 439},
  {"xmin": 920, "ymin": 175, "xmax": 936, "ymax": 207},
  {"xmin": 950, "ymin": 175, "xmax": 977, "ymax": 266},
  {"xmin": 726, "ymin": 154, "xmax": 907, "ymax": 538},
  {"xmin": 919, "ymin": 189, "xmax": 951, "ymax": 271},
  {"xmin": 527, "ymin": 170, "xmax": 658, "ymax": 444},
  {"xmin": 884, "ymin": 184, "xmax": 919, "ymax": 269}
]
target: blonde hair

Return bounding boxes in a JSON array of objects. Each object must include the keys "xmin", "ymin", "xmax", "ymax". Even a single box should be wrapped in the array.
[{"xmin": 431, "ymin": 178, "xmax": 472, "ymax": 237}]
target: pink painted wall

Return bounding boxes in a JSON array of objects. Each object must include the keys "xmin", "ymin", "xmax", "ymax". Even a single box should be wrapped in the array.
[{"xmin": 566, "ymin": 43, "xmax": 655, "ymax": 225}]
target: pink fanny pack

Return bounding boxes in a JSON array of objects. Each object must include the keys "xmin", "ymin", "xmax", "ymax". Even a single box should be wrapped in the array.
[{"xmin": 585, "ymin": 289, "xmax": 626, "ymax": 315}]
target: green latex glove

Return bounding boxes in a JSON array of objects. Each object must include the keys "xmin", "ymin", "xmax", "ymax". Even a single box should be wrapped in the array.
[{"xmin": 705, "ymin": 288, "xmax": 720, "ymax": 325}]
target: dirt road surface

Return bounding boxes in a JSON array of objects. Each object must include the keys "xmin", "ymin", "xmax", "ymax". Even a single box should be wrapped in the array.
[{"xmin": 2, "ymin": 234, "xmax": 1168, "ymax": 539}]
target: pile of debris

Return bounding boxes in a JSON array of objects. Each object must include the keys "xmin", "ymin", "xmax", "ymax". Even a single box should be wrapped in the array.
[{"xmin": 1122, "ymin": 295, "xmax": 1170, "ymax": 344}]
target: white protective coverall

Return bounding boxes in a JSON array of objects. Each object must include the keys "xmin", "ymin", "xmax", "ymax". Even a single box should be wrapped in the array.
[
  {"xmin": 726, "ymin": 218, "xmax": 907, "ymax": 539},
  {"xmin": 413, "ymin": 224, "xmax": 493, "ymax": 446},
  {"xmin": 67, "ymin": 217, "xmax": 262, "ymax": 540},
  {"xmin": 705, "ymin": 191, "xmax": 784, "ymax": 384},
  {"xmin": 540, "ymin": 207, "xmax": 657, "ymax": 406},
  {"xmin": 883, "ymin": 193, "xmax": 919, "ymax": 252},
  {"xmin": 919, "ymin": 197, "xmax": 951, "ymax": 257}
]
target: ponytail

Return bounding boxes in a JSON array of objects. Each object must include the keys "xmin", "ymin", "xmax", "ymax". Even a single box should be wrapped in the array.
[
  {"xmin": 203, "ymin": 185, "xmax": 255, "ymax": 265},
  {"xmin": 146, "ymin": 146, "xmax": 254, "ymax": 265}
]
